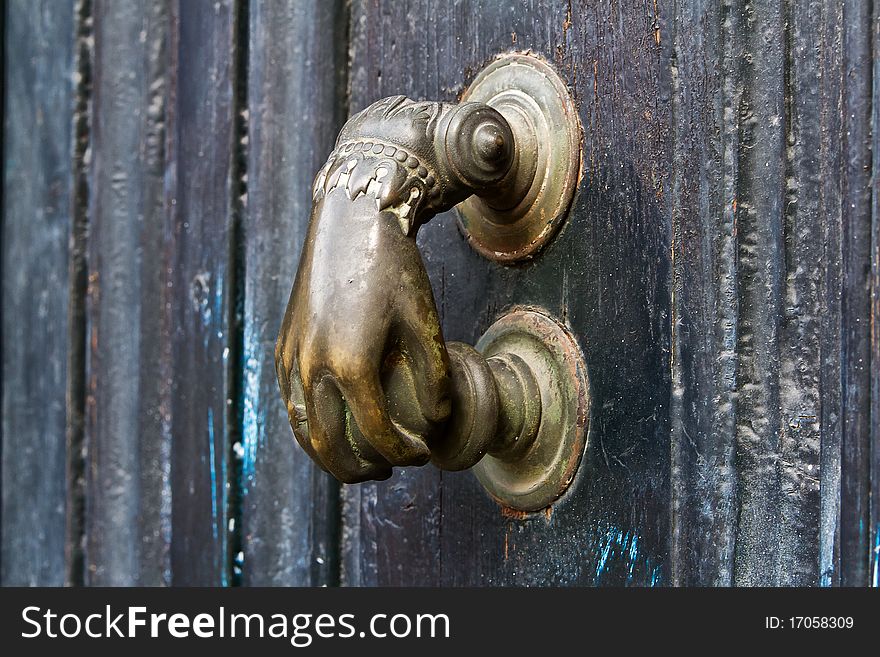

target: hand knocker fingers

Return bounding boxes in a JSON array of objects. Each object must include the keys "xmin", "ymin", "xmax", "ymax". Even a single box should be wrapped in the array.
[
  {"xmin": 302, "ymin": 371, "xmax": 390, "ymax": 483},
  {"xmin": 280, "ymin": 359, "xmax": 322, "ymax": 468},
  {"xmin": 395, "ymin": 287, "xmax": 451, "ymax": 428},
  {"xmin": 338, "ymin": 370, "xmax": 432, "ymax": 467}
]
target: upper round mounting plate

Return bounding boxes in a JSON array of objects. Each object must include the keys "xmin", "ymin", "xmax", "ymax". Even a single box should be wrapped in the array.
[{"xmin": 457, "ymin": 53, "xmax": 581, "ymax": 263}]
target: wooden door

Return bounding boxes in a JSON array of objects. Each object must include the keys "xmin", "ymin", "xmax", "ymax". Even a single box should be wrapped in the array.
[{"xmin": 2, "ymin": 0, "xmax": 877, "ymax": 587}]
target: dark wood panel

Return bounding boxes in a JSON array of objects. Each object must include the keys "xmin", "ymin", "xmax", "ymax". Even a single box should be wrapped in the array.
[
  {"xmin": 872, "ymin": 0, "xmax": 880, "ymax": 590},
  {"xmin": 2, "ymin": 0, "xmax": 876, "ymax": 589},
  {"xmin": 341, "ymin": 0, "xmax": 878, "ymax": 586},
  {"xmin": 727, "ymin": 0, "xmax": 788, "ymax": 586},
  {"xmin": 1, "ymin": 0, "xmax": 76, "ymax": 586},
  {"xmin": 667, "ymin": 0, "xmax": 739, "ymax": 586},
  {"xmin": 344, "ymin": 0, "xmax": 672, "ymax": 586},
  {"xmin": 167, "ymin": 0, "xmax": 242, "ymax": 587},
  {"xmin": 837, "ymin": 0, "xmax": 874, "ymax": 587},
  {"xmin": 240, "ymin": 0, "xmax": 348, "ymax": 586},
  {"xmin": 85, "ymin": 0, "xmax": 172, "ymax": 586},
  {"xmin": 776, "ymin": 0, "xmax": 826, "ymax": 587},
  {"xmin": 669, "ymin": 0, "xmax": 861, "ymax": 587},
  {"xmin": 815, "ymin": 1, "xmax": 845, "ymax": 586}
]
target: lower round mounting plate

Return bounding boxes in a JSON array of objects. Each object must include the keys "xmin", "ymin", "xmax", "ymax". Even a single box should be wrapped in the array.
[
  {"xmin": 473, "ymin": 309, "xmax": 589, "ymax": 512},
  {"xmin": 457, "ymin": 53, "xmax": 581, "ymax": 263}
]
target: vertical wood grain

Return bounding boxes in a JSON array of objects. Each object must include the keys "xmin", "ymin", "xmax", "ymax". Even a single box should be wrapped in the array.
[
  {"xmin": 1, "ymin": 0, "xmax": 876, "ymax": 589},
  {"xmin": 344, "ymin": 0, "xmax": 672, "ymax": 586},
  {"xmin": 668, "ymin": 0, "xmax": 740, "ymax": 586},
  {"xmin": 669, "ymin": 0, "xmax": 874, "ymax": 586},
  {"xmin": 871, "ymin": 0, "xmax": 880, "ymax": 590},
  {"xmin": 775, "ymin": 0, "xmax": 825, "ymax": 587},
  {"xmin": 1, "ymin": 0, "xmax": 76, "ymax": 586},
  {"xmin": 66, "ymin": 0, "xmax": 93, "ymax": 587},
  {"xmin": 166, "ymin": 0, "xmax": 242, "ymax": 587},
  {"xmin": 240, "ymin": 0, "xmax": 348, "ymax": 586},
  {"xmin": 85, "ymin": 0, "xmax": 172, "ymax": 585},
  {"xmin": 729, "ymin": 0, "xmax": 787, "ymax": 587},
  {"xmin": 340, "ymin": 0, "xmax": 877, "ymax": 587},
  {"xmin": 837, "ymin": 0, "xmax": 873, "ymax": 587}
]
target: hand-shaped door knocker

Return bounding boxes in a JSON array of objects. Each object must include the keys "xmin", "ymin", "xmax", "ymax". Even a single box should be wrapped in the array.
[{"xmin": 276, "ymin": 54, "xmax": 588, "ymax": 511}]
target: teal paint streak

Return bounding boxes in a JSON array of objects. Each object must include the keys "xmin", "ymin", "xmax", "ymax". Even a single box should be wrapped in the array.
[
  {"xmin": 595, "ymin": 534, "xmax": 614, "ymax": 577},
  {"xmin": 207, "ymin": 407, "xmax": 219, "ymax": 542},
  {"xmin": 628, "ymin": 530, "xmax": 639, "ymax": 579},
  {"xmin": 872, "ymin": 525, "xmax": 879, "ymax": 588},
  {"xmin": 241, "ymin": 338, "xmax": 264, "ymax": 495},
  {"xmin": 207, "ymin": 407, "xmax": 229, "ymax": 587},
  {"xmin": 195, "ymin": 269, "xmax": 231, "ymax": 586},
  {"xmin": 593, "ymin": 525, "xmax": 661, "ymax": 586},
  {"xmin": 219, "ymin": 405, "xmax": 229, "ymax": 588}
]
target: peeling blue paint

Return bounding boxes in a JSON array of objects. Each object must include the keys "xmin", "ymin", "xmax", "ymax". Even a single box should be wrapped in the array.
[
  {"xmin": 207, "ymin": 406, "xmax": 230, "ymax": 587},
  {"xmin": 207, "ymin": 407, "xmax": 218, "ymax": 542},
  {"xmin": 219, "ymin": 409, "xmax": 229, "ymax": 589},
  {"xmin": 241, "ymin": 340, "xmax": 264, "ymax": 495},
  {"xmin": 595, "ymin": 534, "xmax": 614, "ymax": 578},
  {"xmin": 592, "ymin": 524, "xmax": 662, "ymax": 586},
  {"xmin": 193, "ymin": 271, "xmax": 227, "ymax": 349},
  {"xmin": 650, "ymin": 565, "xmax": 662, "ymax": 587},
  {"xmin": 628, "ymin": 531, "xmax": 639, "ymax": 579},
  {"xmin": 872, "ymin": 524, "xmax": 879, "ymax": 588},
  {"xmin": 212, "ymin": 271, "xmax": 224, "ymax": 341}
]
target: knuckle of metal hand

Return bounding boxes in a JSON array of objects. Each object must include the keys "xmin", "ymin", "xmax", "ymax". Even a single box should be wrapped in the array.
[{"xmin": 330, "ymin": 347, "xmax": 371, "ymax": 382}]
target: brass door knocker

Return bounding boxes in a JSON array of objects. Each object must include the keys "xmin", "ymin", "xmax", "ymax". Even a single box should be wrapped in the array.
[{"xmin": 276, "ymin": 53, "xmax": 588, "ymax": 511}]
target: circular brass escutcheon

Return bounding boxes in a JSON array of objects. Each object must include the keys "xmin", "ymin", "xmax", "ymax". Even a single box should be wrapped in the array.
[
  {"xmin": 457, "ymin": 53, "xmax": 581, "ymax": 263},
  {"xmin": 472, "ymin": 309, "xmax": 589, "ymax": 512}
]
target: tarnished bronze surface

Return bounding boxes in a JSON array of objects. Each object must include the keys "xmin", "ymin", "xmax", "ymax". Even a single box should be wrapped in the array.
[
  {"xmin": 275, "ymin": 96, "xmax": 515, "ymax": 483},
  {"xmin": 276, "ymin": 55, "xmax": 587, "ymax": 509},
  {"xmin": 473, "ymin": 309, "xmax": 589, "ymax": 511},
  {"xmin": 457, "ymin": 53, "xmax": 582, "ymax": 262}
]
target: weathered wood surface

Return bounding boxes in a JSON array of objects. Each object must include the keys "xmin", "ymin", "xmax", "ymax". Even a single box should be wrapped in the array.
[
  {"xmin": 85, "ymin": 0, "xmax": 243, "ymax": 585},
  {"xmin": 669, "ymin": 0, "xmax": 876, "ymax": 587},
  {"xmin": 344, "ymin": 0, "xmax": 672, "ymax": 586},
  {"xmin": 84, "ymin": 0, "xmax": 172, "ymax": 585},
  {"xmin": 668, "ymin": 0, "xmax": 739, "ymax": 586},
  {"xmin": 2, "ymin": 0, "xmax": 877, "ymax": 587},
  {"xmin": 241, "ymin": 0, "xmax": 348, "ymax": 586},
  {"xmin": 872, "ymin": 0, "xmax": 880, "ymax": 590},
  {"xmin": 341, "ymin": 0, "xmax": 878, "ymax": 586},
  {"xmin": 166, "ymin": 0, "xmax": 242, "ymax": 586},
  {"xmin": 836, "ymin": 0, "xmax": 875, "ymax": 588},
  {"xmin": 1, "ymin": 0, "xmax": 76, "ymax": 586}
]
